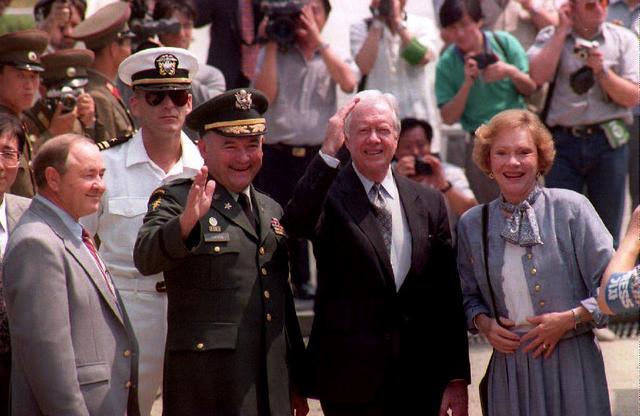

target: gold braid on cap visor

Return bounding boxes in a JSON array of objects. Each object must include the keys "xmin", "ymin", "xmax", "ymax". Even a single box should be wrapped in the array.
[{"xmin": 204, "ymin": 118, "xmax": 266, "ymax": 135}]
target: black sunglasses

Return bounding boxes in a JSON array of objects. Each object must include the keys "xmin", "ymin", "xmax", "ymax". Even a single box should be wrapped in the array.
[{"xmin": 144, "ymin": 90, "xmax": 190, "ymax": 107}]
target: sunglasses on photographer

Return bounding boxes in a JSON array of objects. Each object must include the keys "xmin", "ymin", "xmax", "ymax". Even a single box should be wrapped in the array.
[{"xmin": 144, "ymin": 90, "xmax": 190, "ymax": 107}]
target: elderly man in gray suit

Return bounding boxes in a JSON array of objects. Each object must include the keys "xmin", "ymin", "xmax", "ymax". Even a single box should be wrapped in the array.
[
  {"xmin": 3, "ymin": 134, "xmax": 140, "ymax": 416},
  {"xmin": 0, "ymin": 112, "xmax": 31, "ymax": 416}
]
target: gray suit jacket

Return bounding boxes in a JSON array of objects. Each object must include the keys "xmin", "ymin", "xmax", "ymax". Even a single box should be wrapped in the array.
[
  {"xmin": 3, "ymin": 197, "xmax": 140, "ymax": 416},
  {"xmin": 0, "ymin": 193, "xmax": 31, "ymax": 353}
]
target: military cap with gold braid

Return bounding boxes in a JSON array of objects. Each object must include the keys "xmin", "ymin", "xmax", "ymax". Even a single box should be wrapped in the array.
[
  {"xmin": 118, "ymin": 47, "xmax": 198, "ymax": 91},
  {"xmin": 186, "ymin": 88, "xmax": 269, "ymax": 137},
  {"xmin": 70, "ymin": 2, "xmax": 134, "ymax": 50},
  {"xmin": 0, "ymin": 29, "xmax": 49, "ymax": 72},
  {"xmin": 41, "ymin": 49, "xmax": 94, "ymax": 87}
]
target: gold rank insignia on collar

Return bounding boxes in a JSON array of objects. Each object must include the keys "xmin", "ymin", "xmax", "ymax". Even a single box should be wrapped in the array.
[
  {"xmin": 235, "ymin": 89, "xmax": 252, "ymax": 110},
  {"xmin": 224, "ymin": 202, "xmax": 232, "ymax": 210},
  {"xmin": 149, "ymin": 188, "xmax": 165, "ymax": 211}
]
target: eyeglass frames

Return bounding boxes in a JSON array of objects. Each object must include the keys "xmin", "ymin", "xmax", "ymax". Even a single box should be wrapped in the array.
[
  {"xmin": 144, "ymin": 90, "xmax": 190, "ymax": 107},
  {"xmin": 0, "ymin": 150, "xmax": 20, "ymax": 168}
]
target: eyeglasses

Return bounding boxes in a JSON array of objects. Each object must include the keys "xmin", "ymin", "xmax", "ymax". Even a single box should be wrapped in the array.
[
  {"xmin": 144, "ymin": 90, "xmax": 190, "ymax": 107},
  {"xmin": 0, "ymin": 150, "xmax": 20, "ymax": 167}
]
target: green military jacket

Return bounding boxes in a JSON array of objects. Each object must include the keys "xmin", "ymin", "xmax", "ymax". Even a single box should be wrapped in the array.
[
  {"xmin": 134, "ymin": 179, "xmax": 305, "ymax": 415},
  {"xmin": 0, "ymin": 105, "xmax": 35, "ymax": 198},
  {"xmin": 85, "ymin": 69, "xmax": 134, "ymax": 142}
]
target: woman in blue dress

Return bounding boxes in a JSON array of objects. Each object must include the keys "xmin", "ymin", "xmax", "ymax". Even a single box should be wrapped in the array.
[{"xmin": 457, "ymin": 109, "xmax": 612, "ymax": 416}]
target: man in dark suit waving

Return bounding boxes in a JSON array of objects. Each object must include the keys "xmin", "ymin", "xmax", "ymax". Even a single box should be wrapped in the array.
[{"xmin": 282, "ymin": 90, "xmax": 470, "ymax": 415}]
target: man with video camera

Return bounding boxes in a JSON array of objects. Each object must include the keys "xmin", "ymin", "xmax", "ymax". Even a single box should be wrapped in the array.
[
  {"xmin": 253, "ymin": 0, "xmax": 357, "ymax": 299},
  {"xmin": 528, "ymin": 0, "xmax": 637, "ymax": 246},
  {"xmin": 24, "ymin": 48, "xmax": 100, "ymax": 150},
  {"xmin": 435, "ymin": 0, "xmax": 536, "ymax": 204}
]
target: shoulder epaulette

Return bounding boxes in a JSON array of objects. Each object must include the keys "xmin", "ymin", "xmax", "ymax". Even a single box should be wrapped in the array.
[{"xmin": 96, "ymin": 131, "xmax": 134, "ymax": 151}]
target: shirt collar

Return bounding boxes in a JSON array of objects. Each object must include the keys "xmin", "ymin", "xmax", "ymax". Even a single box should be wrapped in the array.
[
  {"xmin": 34, "ymin": 194, "xmax": 83, "ymax": 242},
  {"xmin": 352, "ymin": 164, "xmax": 397, "ymax": 200},
  {"xmin": 0, "ymin": 195, "xmax": 7, "ymax": 234},
  {"xmin": 126, "ymin": 129, "xmax": 203, "ymax": 171}
]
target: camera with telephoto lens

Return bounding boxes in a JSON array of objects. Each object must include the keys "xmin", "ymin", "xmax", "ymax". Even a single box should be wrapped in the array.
[
  {"xmin": 377, "ymin": 0, "xmax": 392, "ymax": 17},
  {"xmin": 573, "ymin": 38, "xmax": 599, "ymax": 60},
  {"xmin": 414, "ymin": 156, "xmax": 433, "ymax": 175},
  {"xmin": 261, "ymin": 0, "xmax": 308, "ymax": 49},
  {"xmin": 44, "ymin": 86, "xmax": 84, "ymax": 115},
  {"xmin": 471, "ymin": 52, "xmax": 498, "ymax": 69}
]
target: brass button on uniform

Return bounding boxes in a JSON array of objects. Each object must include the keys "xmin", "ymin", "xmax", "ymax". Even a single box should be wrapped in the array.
[
  {"xmin": 123, "ymin": 350, "xmax": 131, "ymax": 357},
  {"xmin": 539, "ymin": 300, "xmax": 545, "ymax": 308},
  {"xmin": 259, "ymin": 247, "xmax": 265, "ymax": 256},
  {"xmin": 527, "ymin": 253, "xmax": 533, "ymax": 260},
  {"xmin": 261, "ymin": 267, "xmax": 267, "ymax": 276},
  {"xmin": 266, "ymin": 313, "xmax": 272, "ymax": 322},
  {"xmin": 534, "ymin": 284, "xmax": 541, "ymax": 293},
  {"xmin": 531, "ymin": 268, "xmax": 537, "ymax": 275},
  {"xmin": 213, "ymin": 246, "xmax": 221, "ymax": 253},
  {"xmin": 196, "ymin": 342, "xmax": 204, "ymax": 350},
  {"xmin": 264, "ymin": 290, "xmax": 270, "ymax": 299}
]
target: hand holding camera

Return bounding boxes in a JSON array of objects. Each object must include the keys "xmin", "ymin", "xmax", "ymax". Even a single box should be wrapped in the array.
[
  {"xmin": 48, "ymin": 101, "xmax": 77, "ymax": 136},
  {"xmin": 297, "ymin": 3, "xmax": 322, "ymax": 49},
  {"xmin": 76, "ymin": 92, "xmax": 96, "ymax": 128}
]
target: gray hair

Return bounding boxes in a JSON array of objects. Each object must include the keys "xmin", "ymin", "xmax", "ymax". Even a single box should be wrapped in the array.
[{"xmin": 343, "ymin": 90, "xmax": 401, "ymax": 138}]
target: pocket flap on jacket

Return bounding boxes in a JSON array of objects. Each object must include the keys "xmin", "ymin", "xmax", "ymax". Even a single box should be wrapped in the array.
[
  {"xmin": 76, "ymin": 362, "xmax": 110, "ymax": 385},
  {"xmin": 167, "ymin": 322, "xmax": 239, "ymax": 352}
]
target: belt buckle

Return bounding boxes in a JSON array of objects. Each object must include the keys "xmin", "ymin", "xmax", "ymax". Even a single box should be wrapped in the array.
[
  {"xmin": 291, "ymin": 147, "xmax": 306, "ymax": 157},
  {"xmin": 155, "ymin": 281, "xmax": 167, "ymax": 293}
]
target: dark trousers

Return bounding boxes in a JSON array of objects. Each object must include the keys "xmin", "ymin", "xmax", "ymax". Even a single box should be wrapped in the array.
[
  {"xmin": 254, "ymin": 144, "xmax": 320, "ymax": 289},
  {"xmin": 0, "ymin": 351, "xmax": 9, "ymax": 416}
]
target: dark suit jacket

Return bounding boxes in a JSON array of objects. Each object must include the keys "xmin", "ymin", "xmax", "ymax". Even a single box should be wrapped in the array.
[
  {"xmin": 193, "ymin": 0, "xmax": 262, "ymax": 89},
  {"xmin": 282, "ymin": 156, "xmax": 470, "ymax": 413},
  {"xmin": 3, "ymin": 197, "xmax": 140, "ymax": 416},
  {"xmin": 134, "ymin": 180, "xmax": 304, "ymax": 416}
]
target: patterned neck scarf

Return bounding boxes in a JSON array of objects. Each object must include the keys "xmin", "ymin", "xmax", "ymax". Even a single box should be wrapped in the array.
[{"xmin": 499, "ymin": 186, "xmax": 543, "ymax": 247}]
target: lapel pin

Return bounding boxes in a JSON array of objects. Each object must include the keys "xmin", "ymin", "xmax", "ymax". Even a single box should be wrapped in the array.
[{"xmin": 224, "ymin": 202, "xmax": 232, "ymax": 210}]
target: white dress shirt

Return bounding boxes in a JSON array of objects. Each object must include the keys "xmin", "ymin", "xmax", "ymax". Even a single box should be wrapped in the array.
[
  {"xmin": 81, "ymin": 129, "xmax": 204, "ymax": 291},
  {"xmin": 0, "ymin": 197, "xmax": 8, "ymax": 258}
]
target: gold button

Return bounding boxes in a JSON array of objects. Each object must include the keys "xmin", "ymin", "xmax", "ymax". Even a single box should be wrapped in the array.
[
  {"xmin": 531, "ymin": 268, "xmax": 537, "ymax": 275},
  {"xmin": 527, "ymin": 253, "xmax": 532, "ymax": 260},
  {"xmin": 534, "ymin": 284, "xmax": 541, "ymax": 292},
  {"xmin": 259, "ymin": 247, "xmax": 265, "ymax": 256},
  {"xmin": 264, "ymin": 290, "xmax": 270, "ymax": 299},
  {"xmin": 123, "ymin": 350, "xmax": 131, "ymax": 357},
  {"xmin": 125, "ymin": 381, "xmax": 132, "ymax": 389},
  {"xmin": 539, "ymin": 300, "xmax": 545, "ymax": 308},
  {"xmin": 266, "ymin": 313, "xmax": 272, "ymax": 322},
  {"xmin": 213, "ymin": 246, "xmax": 221, "ymax": 253},
  {"xmin": 196, "ymin": 342, "xmax": 204, "ymax": 350},
  {"xmin": 261, "ymin": 267, "xmax": 267, "ymax": 276}
]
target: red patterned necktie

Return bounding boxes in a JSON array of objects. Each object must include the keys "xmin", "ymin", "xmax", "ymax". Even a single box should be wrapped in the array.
[
  {"xmin": 82, "ymin": 228, "xmax": 118, "ymax": 301},
  {"xmin": 239, "ymin": 0, "xmax": 259, "ymax": 81}
]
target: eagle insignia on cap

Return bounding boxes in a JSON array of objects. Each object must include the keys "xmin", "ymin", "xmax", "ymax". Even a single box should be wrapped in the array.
[
  {"xmin": 27, "ymin": 51, "xmax": 37, "ymax": 62},
  {"xmin": 155, "ymin": 54, "xmax": 178, "ymax": 77},
  {"xmin": 66, "ymin": 67, "xmax": 77, "ymax": 78},
  {"xmin": 235, "ymin": 89, "xmax": 252, "ymax": 110}
]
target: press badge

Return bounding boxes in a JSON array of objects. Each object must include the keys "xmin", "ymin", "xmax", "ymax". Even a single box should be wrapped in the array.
[
  {"xmin": 204, "ymin": 232, "xmax": 230, "ymax": 243},
  {"xmin": 600, "ymin": 119, "xmax": 630, "ymax": 149}
]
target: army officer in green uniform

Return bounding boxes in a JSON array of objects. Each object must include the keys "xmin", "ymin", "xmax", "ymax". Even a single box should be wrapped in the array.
[{"xmin": 134, "ymin": 88, "xmax": 308, "ymax": 416}]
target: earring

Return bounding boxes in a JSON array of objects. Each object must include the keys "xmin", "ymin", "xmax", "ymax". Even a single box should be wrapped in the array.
[{"xmin": 488, "ymin": 172, "xmax": 494, "ymax": 179}]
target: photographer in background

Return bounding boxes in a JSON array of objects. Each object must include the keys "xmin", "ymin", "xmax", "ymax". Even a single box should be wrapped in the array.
[
  {"xmin": 395, "ymin": 117, "xmax": 476, "ymax": 243},
  {"xmin": 351, "ymin": 0, "xmax": 442, "ymax": 145},
  {"xmin": 435, "ymin": 0, "xmax": 536, "ymax": 204},
  {"xmin": 34, "ymin": 0, "xmax": 86, "ymax": 52},
  {"xmin": 253, "ymin": 0, "xmax": 357, "ymax": 299},
  {"xmin": 24, "ymin": 48, "xmax": 100, "ymax": 150},
  {"xmin": 528, "ymin": 0, "xmax": 638, "ymax": 247}
]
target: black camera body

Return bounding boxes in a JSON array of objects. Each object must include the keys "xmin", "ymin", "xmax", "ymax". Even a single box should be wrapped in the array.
[
  {"xmin": 414, "ymin": 157, "xmax": 433, "ymax": 175},
  {"xmin": 128, "ymin": 0, "xmax": 181, "ymax": 51},
  {"xmin": 262, "ymin": 0, "xmax": 308, "ymax": 48},
  {"xmin": 573, "ymin": 38, "xmax": 599, "ymax": 60},
  {"xmin": 471, "ymin": 52, "xmax": 498, "ymax": 69},
  {"xmin": 377, "ymin": 0, "xmax": 392, "ymax": 17},
  {"xmin": 44, "ymin": 86, "xmax": 84, "ymax": 115}
]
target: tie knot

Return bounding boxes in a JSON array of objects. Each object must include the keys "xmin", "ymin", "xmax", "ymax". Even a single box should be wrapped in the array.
[{"xmin": 81, "ymin": 228, "xmax": 90, "ymax": 241}]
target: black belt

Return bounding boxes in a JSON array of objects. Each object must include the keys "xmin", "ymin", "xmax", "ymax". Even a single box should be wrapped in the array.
[
  {"xmin": 267, "ymin": 143, "xmax": 321, "ymax": 158},
  {"xmin": 553, "ymin": 124, "xmax": 603, "ymax": 138}
]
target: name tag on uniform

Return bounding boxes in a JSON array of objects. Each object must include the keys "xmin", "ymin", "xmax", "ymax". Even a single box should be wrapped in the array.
[{"xmin": 204, "ymin": 232, "xmax": 230, "ymax": 243}]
